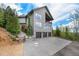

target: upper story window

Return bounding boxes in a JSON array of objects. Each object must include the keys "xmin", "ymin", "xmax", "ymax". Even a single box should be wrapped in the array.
[{"xmin": 35, "ymin": 13, "xmax": 42, "ymax": 20}]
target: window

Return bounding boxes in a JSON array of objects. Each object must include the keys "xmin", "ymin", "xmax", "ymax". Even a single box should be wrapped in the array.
[{"xmin": 35, "ymin": 13, "xmax": 42, "ymax": 20}]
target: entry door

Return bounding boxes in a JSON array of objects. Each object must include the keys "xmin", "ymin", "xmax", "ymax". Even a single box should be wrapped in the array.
[
  {"xmin": 21, "ymin": 24, "xmax": 26, "ymax": 31},
  {"xmin": 36, "ymin": 32, "xmax": 41, "ymax": 38}
]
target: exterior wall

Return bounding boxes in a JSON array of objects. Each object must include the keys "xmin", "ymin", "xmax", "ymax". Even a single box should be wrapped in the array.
[
  {"xmin": 19, "ymin": 18, "xmax": 26, "ymax": 24},
  {"xmin": 18, "ymin": 18, "xmax": 26, "ymax": 30},
  {"xmin": 25, "ymin": 7, "xmax": 53, "ymax": 38},
  {"xmin": 34, "ymin": 8, "xmax": 52, "ymax": 32},
  {"xmin": 33, "ymin": 7, "xmax": 52, "ymax": 38}
]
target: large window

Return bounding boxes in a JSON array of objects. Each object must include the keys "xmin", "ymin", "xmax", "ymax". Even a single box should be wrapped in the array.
[{"xmin": 35, "ymin": 13, "xmax": 42, "ymax": 20}]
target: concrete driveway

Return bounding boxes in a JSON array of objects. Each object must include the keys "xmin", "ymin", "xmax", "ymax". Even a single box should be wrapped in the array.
[
  {"xmin": 54, "ymin": 41, "xmax": 79, "ymax": 56},
  {"xmin": 23, "ymin": 37, "xmax": 72, "ymax": 56}
]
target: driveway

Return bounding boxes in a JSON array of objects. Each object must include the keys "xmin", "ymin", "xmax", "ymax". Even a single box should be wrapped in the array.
[
  {"xmin": 54, "ymin": 41, "xmax": 79, "ymax": 56},
  {"xmin": 23, "ymin": 37, "xmax": 71, "ymax": 56}
]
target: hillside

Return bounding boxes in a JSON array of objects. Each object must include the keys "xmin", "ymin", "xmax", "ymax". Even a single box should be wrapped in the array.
[
  {"xmin": 0, "ymin": 27, "xmax": 13, "ymax": 46},
  {"xmin": 0, "ymin": 27, "xmax": 23, "ymax": 55}
]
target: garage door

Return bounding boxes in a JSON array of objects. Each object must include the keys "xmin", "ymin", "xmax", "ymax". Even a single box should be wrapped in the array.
[
  {"xmin": 48, "ymin": 32, "xmax": 51, "ymax": 37},
  {"xmin": 43, "ymin": 32, "xmax": 47, "ymax": 37},
  {"xmin": 36, "ymin": 32, "xmax": 41, "ymax": 38}
]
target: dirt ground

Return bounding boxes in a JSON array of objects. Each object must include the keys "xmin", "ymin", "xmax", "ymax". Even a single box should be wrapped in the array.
[
  {"xmin": 0, "ymin": 42, "xmax": 23, "ymax": 56},
  {"xmin": 0, "ymin": 27, "xmax": 23, "ymax": 56}
]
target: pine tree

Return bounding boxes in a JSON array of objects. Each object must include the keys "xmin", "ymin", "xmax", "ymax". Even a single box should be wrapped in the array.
[
  {"xmin": 5, "ymin": 6, "xmax": 20, "ymax": 36},
  {"xmin": 65, "ymin": 26, "xmax": 69, "ymax": 38},
  {"xmin": 26, "ymin": 16, "xmax": 33, "ymax": 37},
  {"xmin": 56, "ymin": 26, "xmax": 60, "ymax": 36},
  {"xmin": 0, "ymin": 8, "xmax": 4, "ymax": 27}
]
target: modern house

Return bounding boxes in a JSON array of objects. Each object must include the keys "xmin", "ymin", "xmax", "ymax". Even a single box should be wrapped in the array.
[{"xmin": 19, "ymin": 6, "xmax": 54, "ymax": 38}]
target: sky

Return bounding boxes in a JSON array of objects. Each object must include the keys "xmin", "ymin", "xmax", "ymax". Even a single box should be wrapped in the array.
[{"xmin": 3, "ymin": 3, "xmax": 79, "ymax": 29}]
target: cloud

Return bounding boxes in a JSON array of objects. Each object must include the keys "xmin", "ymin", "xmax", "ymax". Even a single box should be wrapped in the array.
[
  {"xmin": 4, "ymin": 3, "xmax": 22, "ymax": 11},
  {"xmin": 62, "ymin": 20, "xmax": 74, "ymax": 28},
  {"xmin": 45, "ymin": 3, "xmax": 79, "ymax": 28},
  {"xmin": 34, "ymin": 3, "xmax": 46, "ymax": 8},
  {"xmin": 35, "ymin": 3, "xmax": 79, "ymax": 30},
  {"xmin": 37, "ymin": 3, "xmax": 79, "ymax": 20},
  {"xmin": 17, "ymin": 12, "xmax": 23, "ymax": 16},
  {"xmin": 4, "ymin": 3, "xmax": 25, "ymax": 16},
  {"xmin": 2, "ymin": 3, "xmax": 79, "ymax": 27},
  {"xmin": 35, "ymin": 3, "xmax": 69, "ymax": 21},
  {"xmin": 52, "ymin": 13, "xmax": 70, "ymax": 24}
]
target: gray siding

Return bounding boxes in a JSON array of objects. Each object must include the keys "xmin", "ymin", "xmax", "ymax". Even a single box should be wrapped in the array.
[
  {"xmin": 26, "ymin": 6, "xmax": 53, "ymax": 38},
  {"xmin": 33, "ymin": 7, "xmax": 52, "ymax": 32}
]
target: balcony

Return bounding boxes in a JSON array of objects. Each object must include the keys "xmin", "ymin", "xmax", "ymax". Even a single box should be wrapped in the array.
[{"xmin": 45, "ymin": 13, "xmax": 53, "ymax": 22}]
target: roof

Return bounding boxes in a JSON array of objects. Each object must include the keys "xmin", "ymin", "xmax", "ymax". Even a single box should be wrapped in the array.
[{"xmin": 25, "ymin": 6, "xmax": 54, "ymax": 20}]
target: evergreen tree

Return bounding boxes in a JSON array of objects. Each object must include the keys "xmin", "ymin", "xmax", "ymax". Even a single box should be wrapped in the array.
[
  {"xmin": 26, "ymin": 16, "xmax": 33, "ymax": 37},
  {"xmin": 0, "ymin": 8, "xmax": 4, "ymax": 27},
  {"xmin": 56, "ymin": 26, "xmax": 60, "ymax": 36},
  {"xmin": 65, "ymin": 26, "xmax": 69, "ymax": 38},
  {"xmin": 5, "ymin": 6, "xmax": 20, "ymax": 36}
]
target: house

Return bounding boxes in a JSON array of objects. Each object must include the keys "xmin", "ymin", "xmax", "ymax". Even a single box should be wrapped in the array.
[
  {"xmin": 19, "ymin": 6, "xmax": 54, "ymax": 38},
  {"xmin": 18, "ymin": 15, "xmax": 27, "ymax": 31}
]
